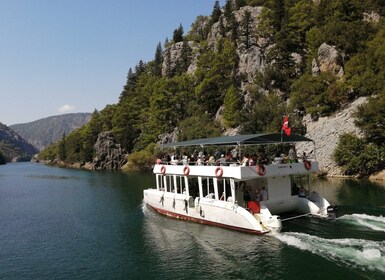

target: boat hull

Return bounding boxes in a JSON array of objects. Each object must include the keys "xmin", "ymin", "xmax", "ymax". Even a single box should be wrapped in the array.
[{"xmin": 143, "ymin": 189, "xmax": 281, "ymax": 235}]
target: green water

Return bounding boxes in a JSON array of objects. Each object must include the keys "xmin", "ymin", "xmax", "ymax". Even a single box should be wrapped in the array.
[{"xmin": 0, "ymin": 163, "xmax": 384, "ymax": 279}]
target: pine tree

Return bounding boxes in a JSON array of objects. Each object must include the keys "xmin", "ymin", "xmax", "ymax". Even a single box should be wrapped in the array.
[
  {"xmin": 153, "ymin": 42, "xmax": 163, "ymax": 76},
  {"xmin": 241, "ymin": 9, "xmax": 253, "ymax": 49},
  {"xmin": 211, "ymin": 0, "xmax": 222, "ymax": 23},
  {"xmin": 173, "ymin": 23, "xmax": 184, "ymax": 43},
  {"xmin": 224, "ymin": 0, "xmax": 233, "ymax": 18}
]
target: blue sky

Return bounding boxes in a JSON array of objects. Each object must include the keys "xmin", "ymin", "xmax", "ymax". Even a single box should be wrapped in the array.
[{"xmin": 0, "ymin": 0, "xmax": 224, "ymax": 125}]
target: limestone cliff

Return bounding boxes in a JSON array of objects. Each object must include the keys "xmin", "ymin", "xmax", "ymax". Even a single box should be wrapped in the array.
[{"xmin": 296, "ymin": 97, "xmax": 367, "ymax": 176}]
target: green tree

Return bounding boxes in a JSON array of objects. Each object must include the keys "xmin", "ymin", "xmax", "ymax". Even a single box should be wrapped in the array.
[
  {"xmin": 195, "ymin": 39, "xmax": 237, "ymax": 116},
  {"xmin": 173, "ymin": 23, "xmax": 184, "ymax": 43},
  {"xmin": 354, "ymin": 94, "xmax": 385, "ymax": 145},
  {"xmin": 178, "ymin": 114, "xmax": 221, "ymax": 141},
  {"xmin": 334, "ymin": 133, "xmax": 385, "ymax": 176},
  {"xmin": 241, "ymin": 92, "xmax": 287, "ymax": 134},
  {"xmin": 211, "ymin": 0, "xmax": 222, "ymax": 23},
  {"xmin": 153, "ymin": 42, "xmax": 163, "ymax": 76},
  {"xmin": 223, "ymin": 85, "xmax": 242, "ymax": 128},
  {"xmin": 241, "ymin": 9, "xmax": 253, "ymax": 49}
]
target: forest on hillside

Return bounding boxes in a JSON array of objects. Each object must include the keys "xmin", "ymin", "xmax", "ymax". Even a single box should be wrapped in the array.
[{"xmin": 39, "ymin": 0, "xmax": 385, "ymax": 176}]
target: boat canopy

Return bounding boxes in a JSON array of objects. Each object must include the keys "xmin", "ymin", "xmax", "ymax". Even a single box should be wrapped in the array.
[{"xmin": 161, "ymin": 133, "xmax": 313, "ymax": 148}]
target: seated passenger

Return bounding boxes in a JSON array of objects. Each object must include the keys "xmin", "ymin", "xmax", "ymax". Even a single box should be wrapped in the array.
[
  {"xmin": 261, "ymin": 186, "xmax": 268, "ymax": 201},
  {"xmin": 298, "ymin": 186, "xmax": 306, "ymax": 197},
  {"xmin": 255, "ymin": 188, "xmax": 262, "ymax": 202},
  {"xmin": 216, "ymin": 154, "xmax": 226, "ymax": 166}
]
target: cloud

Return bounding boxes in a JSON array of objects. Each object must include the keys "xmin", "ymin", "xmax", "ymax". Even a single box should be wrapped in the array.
[{"xmin": 58, "ymin": 104, "xmax": 75, "ymax": 113}]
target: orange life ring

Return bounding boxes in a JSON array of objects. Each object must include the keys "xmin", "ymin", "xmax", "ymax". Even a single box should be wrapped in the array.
[
  {"xmin": 160, "ymin": 165, "xmax": 166, "ymax": 174},
  {"xmin": 183, "ymin": 166, "xmax": 190, "ymax": 176},
  {"xmin": 215, "ymin": 167, "xmax": 223, "ymax": 178},
  {"xmin": 256, "ymin": 164, "xmax": 266, "ymax": 176},
  {"xmin": 304, "ymin": 160, "xmax": 312, "ymax": 170}
]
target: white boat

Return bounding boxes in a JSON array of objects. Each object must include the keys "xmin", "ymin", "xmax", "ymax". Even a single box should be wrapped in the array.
[{"xmin": 143, "ymin": 133, "xmax": 337, "ymax": 235}]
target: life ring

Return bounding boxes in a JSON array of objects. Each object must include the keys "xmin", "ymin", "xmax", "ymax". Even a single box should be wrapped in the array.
[
  {"xmin": 160, "ymin": 165, "xmax": 166, "ymax": 174},
  {"xmin": 304, "ymin": 160, "xmax": 312, "ymax": 170},
  {"xmin": 256, "ymin": 164, "xmax": 266, "ymax": 176},
  {"xmin": 215, "ymin": 167, "xmax": 223, "ymax": 178},
  {"xmin": 183, "ymin": 166, "xmax": 190, "ymax": 176}
]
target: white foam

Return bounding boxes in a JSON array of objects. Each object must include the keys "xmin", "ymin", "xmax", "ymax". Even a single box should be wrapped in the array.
[
  {"xmin": 275, "ymin": 232, "xmax": 385, "ymax": 273},
  {"xmin": 338, "ymin": 214, "xmax": 385, "ymax": 232}
]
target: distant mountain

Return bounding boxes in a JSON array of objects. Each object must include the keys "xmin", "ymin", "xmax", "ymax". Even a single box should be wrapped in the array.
[
  {"xmin": 0, "ymin": 122, "xmax": 39, "ymax": 162},
  {"xmin": 10, "ymin": 113, "xmax": 91, "ymax": 151}
]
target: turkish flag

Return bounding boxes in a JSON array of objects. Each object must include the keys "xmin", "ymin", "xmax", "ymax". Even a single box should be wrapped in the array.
[{"xmin": 282, "ymin": 116, "xmax": 291, "ymax": 136}]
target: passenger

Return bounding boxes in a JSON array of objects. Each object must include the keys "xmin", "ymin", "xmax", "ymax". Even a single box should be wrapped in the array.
[
  {"xmin": 248, "ymin": 156, "xmax": 255, "ymax": 166},
  {"xmin": 288, "ymin": 145, "xmax": 297, "ymax": 163},
  {"xmin": 273, "ymin": 153, "xmax": 283, "ymax": 164},
  {"xmin": 214, "ymin": 149, "xmax": 221, "ymax": 160},
  {"xmin": 241, "ymin": 155, "xmax": 249, "ymax": 166},
  {"xmin": 258, "ymin": 152, "xmax": 269, "ymax": 165},
  {"xmin": 292, "ymin": 183, "xmax": 299, "ymax": 195},
  {"xmin": 255, "ymin": 188, "xmax": 262, "ymax": 202},
  {"xmin": 196, "ymin": 156, "xmax": 204, "ymax": 166},
  {"xmin": 261, "ymin": 186, "xmax": 268, "ymax": 201},
  {"xmin": 182, "ymin": 155, "xmax": 189, "ymax": 165},
  {"xmin": 243, "ymin": 188, "xmax": 251, "ymax": 202},
  {"xmin": 207, "ymin": 155, "xmax": 215, "ymax": 166},
  {"xmin": 216, "ymin": 154, "xmax": 226, "ymax": 166},
  {"xmin": 298, "ymin": 186, "xmax": 306, "ymax": 197},
  {"xmin": 231, "ymin": 147, "xmax": 238, "ymax": 161}
]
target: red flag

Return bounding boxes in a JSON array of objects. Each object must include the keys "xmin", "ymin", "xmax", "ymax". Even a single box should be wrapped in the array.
[{"xmin": 282, "ymin": 116, "xmax": 291, "ymax": 136}]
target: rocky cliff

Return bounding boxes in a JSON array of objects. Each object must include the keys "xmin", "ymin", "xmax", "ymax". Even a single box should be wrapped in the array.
[
  {"xmin": 10, "ymin": 113, "xmax": 91, "ymax": 151},
  {"xmin": 296, "ymin": 97, "xmax": 367, "ymax": 176},
  {"xmin": 92, "ymin": 131, "xmax": 128, "ymax": 170},
  {"xmin": 0, "ymin": 122, "xmax": 39, "ymax": 162}
]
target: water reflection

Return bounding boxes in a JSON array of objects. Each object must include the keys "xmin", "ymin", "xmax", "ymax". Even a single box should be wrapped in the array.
[{"xmin": 142, "ymin": 204, "xmax": 286, "ymax": 279}]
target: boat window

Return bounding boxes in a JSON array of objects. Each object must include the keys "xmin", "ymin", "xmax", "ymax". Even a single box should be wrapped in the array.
[{"xmin": 290, "ymin": 175, "xmax": 310, "ymax": 195}]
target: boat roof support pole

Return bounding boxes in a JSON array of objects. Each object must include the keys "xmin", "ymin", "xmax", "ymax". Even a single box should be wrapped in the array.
[
  {"xmin": 213, "ymin": 178, "xmax": 219, "ymax": 200},
  {"xmin": 198, "ymin": 177, "xmax": 203, "ymax": 198}
]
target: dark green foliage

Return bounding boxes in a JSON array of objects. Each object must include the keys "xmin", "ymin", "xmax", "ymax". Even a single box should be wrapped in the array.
[
  {"xmin": 242, "ymin": 92, "xmax": 287, "ymax": 134},
  {"xmin": 178, "ymin": 114, "xmax": 221, "ymax": 141},
  {"xmin": 173, "ymin": 24, "xmax": 184, "ymax": 43},
  {"xmin": 153, "ymin": 42, "xmax": 163, "ymax": 76},
  {"xmin": 241, "ymin": 9, "xmax": 253, "ymax": 49},
  {"xmin": 290, "ymin": 73, "xmax": 345, "ymax": 118},
  {"xmin": 0, "ymin": 151, "xmax": 6, "ymax": 165},
  {"xmin": 344, "ymin": 21, "xmax": 385, "ymax": 97},
  {"xmin": 334, "ymin": 133, "xmax": 385, "ymax": 176},
  {"xmin": 223, "ymin": 85, "xmax": 242, "ymax": 128},
  {"xmin": 195, "ymin": 39, "xmax": 238, "ymax": 116},
  {"xmin": 211, "ymin": 0, "xmax": 222, "ymax": 23},
  {"xmin": 355, "ymin": 95, "xmax": 385, "ymax": 145}
]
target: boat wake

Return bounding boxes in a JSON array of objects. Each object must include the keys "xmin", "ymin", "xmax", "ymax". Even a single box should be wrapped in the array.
[
  {"xmin": 276, "ymin": 232, "xmax": 385, "ymax": 274},
  {"xmin": 337, "ymin": 213, "xmax": 385, "ymax": 232}
]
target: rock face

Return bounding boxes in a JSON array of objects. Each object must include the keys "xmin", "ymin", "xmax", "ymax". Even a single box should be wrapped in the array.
[
  {"xmin": 10, "ymin": 113, "xmax": 91, "ymax": 151},
  {"xmin": 312, "ymin": 43, "xmax": 344, "ymax": 77},
  {"xmin": 92, "ymin": 131, "xmax": 128, "ymax": 170},
  {"xmin": 296, "ymin": 97, "xmax": 367, "ymax": 176},
  {"xmin": 0, "ymin": 122, "xmax": 38, "ymax": 162}
]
